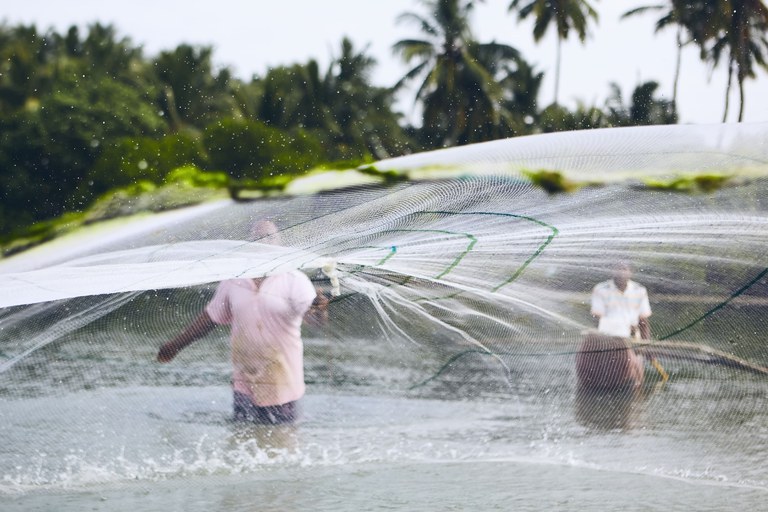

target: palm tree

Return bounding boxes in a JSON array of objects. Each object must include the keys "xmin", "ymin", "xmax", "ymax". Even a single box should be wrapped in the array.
[
  {"xmin": 254, "ymin": 38, "xmax": 411, "ymax": 160},
  {"xmin": 622, "ymin": 0, "xmax": 721, "ymax": 113},
  {"xmin": 508, "ymin": 0, "xmax": 599, "ymax": 105},
  {"xmin": 154, "ymin": 44, "xmax": 236, "ymax": 130},
  {"xmin": 79, "ymin": 24, "xmax": 140, "ymax": 80},
  {"xmin": 498, "ymin": 56, "xmax": 545, "ymax": 134},
  {"xmin": 0, "ymin": 24, "xmax": 55, "ymax": 113},
  {"xmin": 324, "ymin": 38, "xmax": 411, "ymax": 159},
  {"xmin": 622, "ymin": 2, "xmax": 684, "ymax": 107},
  {"xmin": 605, "ymin": 81, "xmax": 677, "ymax": 126},
  {"xmin": 257, "ymin": 60, "xmax": 333, "ymax": 131},
  {"xmin": 708, "ymin": 0, "xmax": 768, "ymax": 122},
  {"xmin": 393, "ymin": 0, "xmax": 521, "ymax": 147}
]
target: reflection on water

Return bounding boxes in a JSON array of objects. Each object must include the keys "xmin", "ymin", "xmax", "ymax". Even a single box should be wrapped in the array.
[
  {"xmin": 229, "ymin": 422, "xmax": 299, "ymax": 458},
  {"xmin": 1, "ymin": 377, "xmax": 767, "ymax": 510},
  {"xmin": 2, "ymin": 325, "xmax": 768, "ymax": 510},
  {"xmin": 575, "ymin": 385, "xmax": 644, "ymax": 431}
]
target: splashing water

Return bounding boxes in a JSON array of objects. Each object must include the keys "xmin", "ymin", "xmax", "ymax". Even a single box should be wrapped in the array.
[{"xmin": 1, "ymin": 123, "xmax": 767, "ymax": 510}]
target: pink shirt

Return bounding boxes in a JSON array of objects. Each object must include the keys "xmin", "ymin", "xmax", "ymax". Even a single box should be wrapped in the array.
[{"xmin": 206, "ymin": 272, "xmax": 316, "ymax": 406}]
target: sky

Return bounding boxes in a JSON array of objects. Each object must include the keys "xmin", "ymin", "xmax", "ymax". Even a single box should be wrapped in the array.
[{"xmin": 4, "ymin": 0, "xmax": 768, "ymax": 126}]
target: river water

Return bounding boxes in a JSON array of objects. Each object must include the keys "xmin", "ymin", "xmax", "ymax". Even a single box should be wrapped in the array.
[
  {"xmin": 2, "ymin": 323, "xmax": 766, "ymax": 511},
  {"xmin": 2, "ymin": 179, "xmax": 768, "ymax": 509}
]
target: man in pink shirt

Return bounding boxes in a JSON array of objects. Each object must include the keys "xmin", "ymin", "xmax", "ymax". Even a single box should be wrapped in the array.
[{"xmin": 157, "ymin": 221, "xmax": 321, "ymax": 424}]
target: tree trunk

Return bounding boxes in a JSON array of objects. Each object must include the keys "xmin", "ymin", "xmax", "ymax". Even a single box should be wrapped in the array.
[
  {"xmin": 722, "ymin": 59, "xmax": 733, "ymax": 123},
  {"xmin": 162, "ymin": 86, "xmax": 183, "ymax": 133},
  {"xmin": 738, "ymin": 75, "xmax": 745, "ymax": 122},
  {"xmin": 672, "ymin": 27, "xmax": 682, "ymax": 108}
]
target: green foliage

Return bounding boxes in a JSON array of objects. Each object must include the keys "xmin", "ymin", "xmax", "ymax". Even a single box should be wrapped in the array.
[
  {"xmin": 0, "ymin": 72, "xmax": 166, "ymax": 223},
  {"xmin": 0, "ymin": 16, "xmax": 697, "ymax": 247},
  {"xmin": 255, "ymin": 38, "xmax": 412, "ymax": 160},
  {"xmin": 358, "ymin": 165, "xmax": 410, "ymax": 185},
  {"xmin": 0, "ymin": 22, "xmax": 167, "ymax": 231},
  {"xmin": 538, "ymin": 81, "xmax": 678, "ymax": 133},
  {"xmin": 203, "ymin": 118, "xmax": 325, "ymax": 181},
  {"xmin": 227, "ymin": 175, "xmax": 293, "ymax": 200},
  {"xmin": 643, "ymin": 174, "xmax": 731, "ymax": 193},
  {"xmin": 394, "ymin": 0, "xmax": 523, "ymax": 147},
  {"xmin": 165, "ymin": 166, "xmax": 229, "ymax": 189},
  {"xmin": 523, "ymin": 169, "xmax": 581, "ymax": 194},
  {"xmin": 258, "ymin": 61, "xmax": 331, "ymax": 131},
  {"xmin": 509, "ymin": 0, "xmax": 599, "ymax": 103},
  {"xmin": 230, "ymin": 79, "xmax": 265, "ymax": 120},
  {"xmin": 87, "ymin": 133, "xmax": 206, "ymax": 198},
  {"xmin": 509, "ymin": 0, "xmax": 599, "ymax": 43},
  {"xmin": 707, "ymin": 0, "xmax": 768, "ymax": 121},
  {"xmin": 539, "ymin": 103, "xmax": 608, "ymax": 132},
  {"xmin": 270, "ymin": 128, "xmax": 326, "ymax": 175},
  {"xmin": 154, "ymin": 44, "xmax": 237, "ymax": 128},
  {"xmin": 605, "ymin": 81, "xmax": 677, "ymax": 126},
  {"xmin": 0, "ymin": 211, "xmax": 88, "ymax": 257},
  {"xmin": 203, "ymin": 118, "xmax": 283, "ymax": 180},
  {"xmin": 71, "ymin": 179, "xmax": 158, "ymax": 227},
  {"xmin": 0, "ymin": 24, "xmax": 57, "ymax": 114},
  {"xmin": 1, "ymin": 166, "xmax": 229, "ymax": 255},
  {"xmin": 623, "ymin": 0, "xmax": 768, "ymax": 122},
  {"xmin": 0, "ymin": 112, "xmax": 49, "ymax": 232},
  {"xmin": 323, "ymin": 38, "xmax": 413, "ymax": 159},
  {"xmin": 316, "ymin": 157, "xmax": 376, "ymax": 170},
  {"xmin": 499, "ymin": 56, "xmax": 545, "ymax": 135}
]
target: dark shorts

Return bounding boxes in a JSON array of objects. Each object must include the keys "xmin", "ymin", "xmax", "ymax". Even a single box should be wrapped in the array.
[{"xmin": 233, "ymin": 391, "xmax": 298, "ymax": 424}]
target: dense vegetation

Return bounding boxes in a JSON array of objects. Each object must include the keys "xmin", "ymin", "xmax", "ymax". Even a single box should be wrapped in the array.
[{"xmin": 1, "ymin": 0, "xmax": 766, "ymax": 247}]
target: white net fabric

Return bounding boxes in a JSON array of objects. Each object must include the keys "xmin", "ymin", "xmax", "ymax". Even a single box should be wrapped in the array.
[{"xmin": 1, "ymin": 123, "xmax": 767, "ymax": 503}]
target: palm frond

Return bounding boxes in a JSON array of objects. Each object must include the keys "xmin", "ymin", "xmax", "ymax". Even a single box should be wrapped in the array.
[
  {"xmin": 396, "ymin": 12, "xmax": 440, "ymax": 38},
  {"xmin": 621, "ymin": 5, "xmax": 665, "ymax": 19},
  {"xmin": 392, "ymin": 60, "xmax": 431, "ymax": 92},
  {"xmin": 392, "ymin": 39, "xmax": 436, "ymax": 63}
]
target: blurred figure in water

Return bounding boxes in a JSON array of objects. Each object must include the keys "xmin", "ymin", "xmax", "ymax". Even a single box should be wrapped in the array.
[
  {"xmin": 575, "ymin": 385, "xmax": 642, "ymax": 430},
  {"xmin": 576, "ymin": 261, "xmax": 652, "ymax": 391},
  {"xmin": 157, "ymin": 220, "xmax": 329, "ymax": 425}
]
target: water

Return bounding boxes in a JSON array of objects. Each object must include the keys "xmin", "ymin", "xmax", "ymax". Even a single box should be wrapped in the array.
[
  {"xmin": 6, "ymin": 461, "xmax": 766, "ymax": 512},
  {"xmin": 2, "ymin": 326, "xmax": 767, "ymax": 510},
  {"xmin": 4, "ymin": 386, "xmax": 767, "ymax": 511},
  {"xmin": 2, "ymin": 132, "xmax": 768, "ymax": 509}
]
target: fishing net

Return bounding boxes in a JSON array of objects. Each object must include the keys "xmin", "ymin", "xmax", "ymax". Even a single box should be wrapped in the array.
[{"xmin": 1, "ymin": 123, "xmax": 767, "ymax": 503}]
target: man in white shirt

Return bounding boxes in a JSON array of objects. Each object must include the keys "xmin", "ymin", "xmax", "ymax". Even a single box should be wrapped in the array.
[
  {"xmin": 576, "ymin": 262, "xmax": 651, "ymax": 390},
  {"xmin": 591, "ymin": 262, "xmax": 652, "ymax": 340}
]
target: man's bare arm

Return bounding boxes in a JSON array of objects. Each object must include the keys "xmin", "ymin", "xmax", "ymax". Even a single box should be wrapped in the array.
[
  {"xmin": 303, "ymin": 289, "xmax": 330, "ymax": 328},
  {"xmin": 638, "ymin": 317, "xmax": 651, "ymax": 340},
  {"xmin": 157, "ymin": 310, "xmax": 216, "ymax": 362}
]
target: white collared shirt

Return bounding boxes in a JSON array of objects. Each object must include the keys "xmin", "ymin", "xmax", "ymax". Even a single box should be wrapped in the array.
[{"xmin": 591, "ymin": 279, "xmax": 652, "ymax": 338}]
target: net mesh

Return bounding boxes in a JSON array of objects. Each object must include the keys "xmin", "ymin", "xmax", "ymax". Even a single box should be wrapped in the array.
[{"xmin": 2, "ymin": 123, "xmax": 768, "ymax": 496}]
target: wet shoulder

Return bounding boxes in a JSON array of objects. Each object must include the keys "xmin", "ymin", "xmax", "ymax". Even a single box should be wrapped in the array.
[
  {"xmin": 265, "ymin": 271, "xmax": 315, "ymax": 298},
  {"xmin": 218, "ymin": 278, "xmax": 254, "ymax": 293},
  {"xmin": 593, "ymin": 280, "xmax": 614, "ymax": 293}
]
